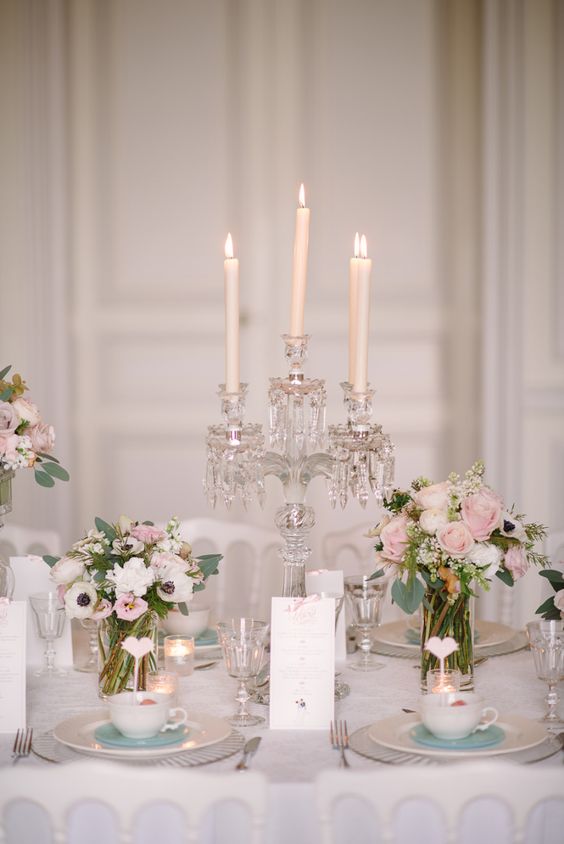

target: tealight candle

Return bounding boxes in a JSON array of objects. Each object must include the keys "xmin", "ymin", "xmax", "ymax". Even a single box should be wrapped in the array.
[
  {"xmin": 146, "ymin": 670, "xmax": 179, "ymax": 703},
  {"xmin": 426, "ymin": 668, "xmax": 461, "ymax": 702},
  {"xmin": 164, "ymin": 635, "xmax": 195, "ymax": 676}
]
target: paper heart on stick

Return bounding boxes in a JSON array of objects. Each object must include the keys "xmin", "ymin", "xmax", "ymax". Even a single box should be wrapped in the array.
[
  {"xmin": 121, "ymin": 636, "xmax": 154, "ymax": 660},
  {"xmin": 425, "ymin": 636, "xmax": 458, "ymax": 660}
]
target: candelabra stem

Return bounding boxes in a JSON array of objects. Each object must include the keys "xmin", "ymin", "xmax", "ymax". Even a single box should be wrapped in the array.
[{"xmin": 275, "ymin": 503, "xmax": 315, "ymax": 598}]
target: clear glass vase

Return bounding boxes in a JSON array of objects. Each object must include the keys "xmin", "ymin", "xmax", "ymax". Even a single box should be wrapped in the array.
[
  {"xmin": 98, "ymin": 611, "xmax": 158, "ymax": 698},
  {"xmin": 0, "ymin": 468, "xmax": 15, "ymax": 599},
  {"xmin": 420, "ymin": 589, "xmax": 474, "ymax": 691}
]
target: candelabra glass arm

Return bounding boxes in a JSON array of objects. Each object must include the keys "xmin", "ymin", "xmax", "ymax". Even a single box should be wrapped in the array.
[
  {"xmin": 262, "ymin": 451, "xmax": 291, "ymax": 485},
  {"xmin": 299, "ymin": 452, "xmax": 334, "ymax": 486}
]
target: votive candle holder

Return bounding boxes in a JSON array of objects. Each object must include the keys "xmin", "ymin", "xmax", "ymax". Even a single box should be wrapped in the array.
[{"xmin": 164, "ymin": 635, "xmax": 195, "ymax": 676}]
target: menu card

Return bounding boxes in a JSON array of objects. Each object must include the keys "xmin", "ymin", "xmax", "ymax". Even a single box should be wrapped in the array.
[
  {"xmin": 269, "ymin": 596, "xmax": 335, "ymax": 730},
  {"xmin": 0, "ymin": 600, "xmax": 26, "ymax": 732},
  {"xmin": 305, "ymin": 568, "xmax": 346, "ymax": 666}
]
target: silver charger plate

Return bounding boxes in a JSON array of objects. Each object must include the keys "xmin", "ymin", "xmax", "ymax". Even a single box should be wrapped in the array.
[
  {"xmin": 372, "ymin": 630, "xmax": 528, "ymax": 660},
  {"xmin": 32, "ymin": 728, "xmax": 245, "ymax": 767},
  {"xmin": 349, "ymin": 724, "xmax": 561, "ymax": 766}
]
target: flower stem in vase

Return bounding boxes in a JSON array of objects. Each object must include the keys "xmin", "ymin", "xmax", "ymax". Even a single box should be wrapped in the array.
[
  {"xmin": 421, "ymin": 589, "xmax": 474, "ymax": 691},
  {"xmin": 98, "ymin": 612, "xmax": 157, "ymax": 698}
]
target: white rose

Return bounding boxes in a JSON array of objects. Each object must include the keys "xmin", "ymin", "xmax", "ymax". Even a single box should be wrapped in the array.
[
  {"xmin": 554, "ymin": 591, "xmax": 564, "ymax": 614},
  {"xmin": 117, "ymin": 515, "xmax": 134, "ymax": 534},
  {"xmin": 64, "ymin": 581, "xmax": 97, "ymax": 619},
  {"xmin": 466, "ymin": 542, "xmax": 502, "ymax": 579},
  {"xmin": 50, "ymin": 555, "xmax": 85, "ymax": 585},
  {"xmin": 106, "ymin": 556, "xmax": 154, "ymax": 597},
  {"xmin": 11, "ymin": 397, "xmax": 41, "ymax": 427},
  {"xmin": 419, "ymin": 508, "xmax": 449, "ymax": 535},
  {"xmin": 413, "ymin": 481, "xmax": 450, "ymax": 511},
  {"xmin": 156, "ymin": 566, "xmax": 194, "ymax": 603}
]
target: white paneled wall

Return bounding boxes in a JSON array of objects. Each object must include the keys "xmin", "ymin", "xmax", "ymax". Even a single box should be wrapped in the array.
[{"xmin": 1, "ymin": 0, "xmax": 562, "ymax": 625}]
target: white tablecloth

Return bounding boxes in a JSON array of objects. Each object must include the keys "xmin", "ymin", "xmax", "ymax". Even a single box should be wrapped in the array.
[{"xmin": 1, "ymin": 650, "xmax": 563, "ymax": 843}]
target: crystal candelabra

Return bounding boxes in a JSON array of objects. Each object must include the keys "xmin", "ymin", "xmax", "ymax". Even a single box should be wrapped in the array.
[{"xmin": 205, "ymin": 334, "xmax": 394, "ymax": 598}]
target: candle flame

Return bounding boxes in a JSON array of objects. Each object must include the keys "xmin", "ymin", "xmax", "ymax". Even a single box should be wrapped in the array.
[
  {"xmin": 298, "ymin": 183, "xmax": 305, "ymax": 208},
  {"xmin": 354, "ymin": 232, "xmax": 360, "ymax": 258},
  {"xmin": 360, "ymin": 234, "xmax": 368, "ymax": 259},
  {"xmin": 225, "ymin": 233, "xmax": 234, "ymax": 259}
]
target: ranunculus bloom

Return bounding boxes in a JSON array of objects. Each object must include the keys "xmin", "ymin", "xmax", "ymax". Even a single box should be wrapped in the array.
[
  {"xmin": 503, "ymin": 546, "xmax": 529, "ymax": 580},
  {"xmin": 366, "ymin": 514, "xmax": 391, "ymax": 538},
  {"xmin": 413, "ymin": 482, "xmax": 450, "ymax": 511},
  {"xmin": 129, "ymin": 524, "xmax": 166, "ymax": 544},
  {"xmin": 466, "ymin": 542, "xmax": 502, "ymax": 579},
  {"xmin": 29, "ymin": 422, "xmax": 55, "ymax": 453},
  {"xmin": 419, "ymin": 508, "xmax": 449, "ymax": 535},
  {"xmin": 106, "ymin": 557, "xmax": 154, "ymax": 597},
  {"xmin": 380, "ymin": 515, "xmax": 409, "ymax": 562},
  {"xmin": 50, "ymin": 555, "xmax": 86, "ymax": 585},
  {"xmin": 156, "ymin": 566, "xmax": 194, "ymax": 603},
  {"xmin": 150, "ymin": 550, "xmax": 186, "ymax": 571},
  {"xmin": 91, "ymin": 598, "xmax": 113, "ymax": 620},
  {"xmin": 437, "ymin": 521, "xmax": 475, "ymax": 557},
  {"xmin": 554, "ymin": 590, "xmax": 564, "ymax": 614},
  {"xmin": 114, "ymin": 593, "xmax": 148, "ymax": 621},
  {"xmin": 64, "ymin": 581, "xmax": 97, "ymax": 619},
  {"xmin": 461, "ymin": 487, "xmax": 503, "ymax": 541},
  {"xmin": 11, "ymin": 396, "xmax": 40, "ymax": 427},
  {"xmin": 0, "ymin": 401, "xmax": 20, "ymax": 436}
]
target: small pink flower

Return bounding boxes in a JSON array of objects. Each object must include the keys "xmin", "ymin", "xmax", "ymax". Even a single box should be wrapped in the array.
[
  {"xmin": 504, "ymin": 546, "xmax": 529, "ymax": 580},
  {"xmin": 436, "ymin": 521, "xmax": 475, "ymax": 557},
  {"xmin": 380, "ymin": 515, "xmax": 409, "ymax": 563},
  {"xmin": 114, "ymin": 593, "xmax": 148, "ymax": 621},
  {"xmin": 29, "ymin": 422, "xmax": 55, "ymax": 453},
  {"xmin": 91, "ymin": 598, "xmax": 113, "ymax": 620},
  {"xmin": 0, "ymin": 434, "xmax": 21, "ymax": 462},
  {"xmin": 128, "ymin": 524, "xmax": 166, "ymax": 544},
  {"xmin": 0, "ymin": 401, "xmax": 20, "ymax": 436},
  {"xmin": 461, "ymin": 487, "xmax": 503, "ymax": 541}
]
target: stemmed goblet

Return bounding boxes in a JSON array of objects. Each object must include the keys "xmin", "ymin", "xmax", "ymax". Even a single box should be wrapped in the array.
[
  {"xmin": 526, "ymin": 620, "xmax": 564, "ymax": 729},
  {"xmin": 29, "ymin": 592, "xmax": 67, "ymax": 678},
  {"xmin": 344, "ymin": 575, "xmax": 388, "ymax": 672},
  {"xmin": 217, "ymin": 618, "xmax": 269, "ymax": 727},
  {"xmin": 306, "ymin": 591, "xmax": 350, "ymax": 700}
]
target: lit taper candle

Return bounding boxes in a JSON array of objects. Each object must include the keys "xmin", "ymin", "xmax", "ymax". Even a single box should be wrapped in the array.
[
  {"xmin": 352, "ymin": 235, "xmax": 372, "ymax": 393},
  {"xmin": 289, "ymin": 183, "xmax": 311, "ymax": 336},
  {"xmin": 224, "ymin": 233, "xmax": 240, "ymax": 393},
  {"xmin": 348, "ymin": 232, "xmax": 360, "ymax": 384}
]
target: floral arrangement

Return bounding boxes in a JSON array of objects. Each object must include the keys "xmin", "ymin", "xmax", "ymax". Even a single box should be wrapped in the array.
[
  {"xmin": 369, "ymin": 461, "xmax": 547, "ymax": 682},
  {"xmin": 536, "ymin": 569, "xmax": 564, "ymax": 620},
  {"xmin": 0, "ymin": 364, "xmax": 69, "ymax": 487},
  {"xmin": 45, "ymin": 515, "xmax": 222, "ymax": 695}
]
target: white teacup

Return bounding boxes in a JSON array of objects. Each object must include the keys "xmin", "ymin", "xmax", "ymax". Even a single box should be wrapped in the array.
[
  {"xmin": 419, "ymin": 692, "xmax": 498, "ymax": 740},
  {"xmin": 108, "ymin": 691, "xmax": 188, "ymax": 739}
]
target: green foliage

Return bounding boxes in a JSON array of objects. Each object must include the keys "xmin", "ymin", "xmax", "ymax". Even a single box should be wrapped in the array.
[
  {"xmin": 34, "ymin": 469, "xmax": 55, "ymax": 488},
  {"xmin": 368, "ymin": 568, "xmax": 385, "ymax": 580},
  {"xmin": 42, "ymin": 555, "xmax": 60, "ymax": 568},
  {"xmin": 196, "ymin": 553, "xmax": 222, "ymax": 580},
  {"xmin": 495, "ymin": 568, "xmax": 515, "ymax": 587},
  {"xmin": 0, "ymin": 365, "xmax": 12, "ymax": 381},
  {"xmin": 386, "ymin": 490, "xmax": 412, "ymax": 514},
  {"xmin": 391, "ymin": 575, "xmax": 425, "ymax": 614},
  {"xmin": 94, "ymin": 517, "xmax": 117, "ymax": 543},
  {"xmin": 539, "ymin": 569, "xmax": 564, "ymax": 588},
  {"xmin": 0, "ymin": 388, "xmax": 14, "ymax": 402},
  {"xmin": 177, "ymin": 601, "xmax": 189, "ymax": 616},
  {"xmin": 41, "ymin": 462, "xmax": 70, "ymax": 482}
]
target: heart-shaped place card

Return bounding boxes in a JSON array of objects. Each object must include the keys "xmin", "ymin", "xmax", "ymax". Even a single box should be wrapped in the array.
[
  {"xmin": 121, "ymin": 636, "xmax": 155, "ymax": 660},
  {"xmin": 425, "ymin": 636, "xmax": 458, "ymax": 660}
]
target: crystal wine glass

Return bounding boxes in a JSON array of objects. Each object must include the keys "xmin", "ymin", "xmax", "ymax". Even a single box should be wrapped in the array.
[
  {"xmin": 344, "ymin": 575, "xmax": 387, "ymax": 672},
  {"xmin": 29, "ymin": 592, "xmax": 67, "ymax": 678},
  {"xmin": 526, "ymin": 620, "xmax": 564, "ymax": 728},
  {"xmin": 306, "ymin": 591, "xmax": 350, "ymax": 699},
  {"xmin": 217, "ymin": 618, "xmax": 269, "ymax": 727}
]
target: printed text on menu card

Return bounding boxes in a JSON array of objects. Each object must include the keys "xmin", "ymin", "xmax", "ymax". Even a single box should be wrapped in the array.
[
  {"xmin": 0, "ymin": 601, "xmax": 26, "ymax": 732},
  {"xmin": 269, "ymin": 596, "xmax": 335, "ymax": 730}
]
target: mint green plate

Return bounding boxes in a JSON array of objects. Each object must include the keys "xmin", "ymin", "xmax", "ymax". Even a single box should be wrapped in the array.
[
  {"xmin": 196, "ymin": 628, "xmax": 218, "ymax": 647},
  {"xmin": 94, "ymin": 723, "xmax": 190, "ymax": 749},
  {"xmin": 410, "ymin": 723, "xmax": 504, "ymax": 750}
]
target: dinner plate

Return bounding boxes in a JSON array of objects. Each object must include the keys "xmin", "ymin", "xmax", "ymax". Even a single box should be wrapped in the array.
[
  {"xmin": 367, "ymin": 713, "xmax": 548, "ymax": 758},
  {"xmin": 373, "ymin": 620, "xmax": 516, "ymax": 652},
  {"xmin": 54, "ymin": 710, "xmax": 231, "ymax": 759}
]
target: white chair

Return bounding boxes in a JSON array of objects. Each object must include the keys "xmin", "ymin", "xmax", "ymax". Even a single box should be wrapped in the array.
[
  {"xmin": 174, "ymin": 518, "xmax": 281, "ymax": 622},
  {"xmin": 316, "ymin": 764, "xmax": 564, "ymax": 844},
  {"xmin": 0, "ymin": 761, "xmax": 268, "ymax": 844},
  {"xmin": 0, "ymin": 523, "xmax": 61, "ymax": 559}
]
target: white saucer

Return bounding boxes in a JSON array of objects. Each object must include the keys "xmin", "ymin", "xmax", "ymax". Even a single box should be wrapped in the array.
[
  {"xmin": 367, "ymin": 712, "xmax": 547, "ymax": 758},
  {"xmin": 54, "ymin": 710, "xmax": 231, "ymax": 759}
]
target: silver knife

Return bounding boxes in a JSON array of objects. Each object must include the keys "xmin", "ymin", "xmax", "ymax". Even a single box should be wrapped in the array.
[{"xmin": 235, "ymin": 736, "xmax": 262, "ymax": 771}]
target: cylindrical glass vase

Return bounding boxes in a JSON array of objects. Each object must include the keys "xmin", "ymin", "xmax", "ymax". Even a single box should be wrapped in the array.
[
  {"xmin": 0, "ymin": 467, "xmax": 15, "ymax": 599},
  {"xmin": 420, "ymin": 589, "xmax": 474, "ymax": 691},
  {"xmin": 98, "ymin": 611, "xmax": 158, "ymax": 698}
]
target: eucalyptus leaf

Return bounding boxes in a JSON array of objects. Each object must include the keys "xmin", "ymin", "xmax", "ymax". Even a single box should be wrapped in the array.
[
  {"xmin": 539, "ymin": 569, "xmax": 564, "ymax": 584},
  {"xmin": 0, "ymin": 388, "xmax": 14, "ymax": 402},
  {"xmin": 36, "ymin": 452, "xmax": 60, "ymax": 464},
  {"xmin": 177, "ymin": 602, "xmax": 189, "ymax": 616},
  {"xmin": 495, "ymin": 568, "xmax": 515, "ymax": 587},
  {"xmin": 41, "ymin": 462, "xmax": 70, "ymax": 482},
  {"xmin": 0, "ymin": 365, "xmax": 12, "ymax": 381},
  {"xmin": 34, "ymin": 469, "xmax": 55, "ymax": 488},
  {"xmin": 192, "ymin": 582, "xmax": 205, "ymax": 592},
  {"xmin": 94, "ymin": 517, "xmax": 117, "ymax": 543},
  {"xmin": 197, "ymin": 554, "xmax": 222, "ymax": 579},
  {"xmin": 43, "ymin": 555, "xmax": 60, "ymax": 568},
  {"xmin": 368, "ymin": 568, "xmax": 385, "ymax": 580},
  {"xmin": 391, "ymin": 576, "xmax": 425, "ymax": 615}
]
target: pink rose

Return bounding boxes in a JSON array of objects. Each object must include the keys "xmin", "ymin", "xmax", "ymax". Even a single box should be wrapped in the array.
[
  {"xmin": 128, "ymin": 524, "xmax": 166, "ymax": 544},
  {"xmin": 461, "ymin": 487, "xmax": 503, "ymax": 541},
  {"xmin": 11, "ymin": 397, "xmax": 40, "ymax": 427},
  {"xmin": 114, "ymin": 593, "xmax": 148, "ymax": 621},
  {"xmin": 0, "ymin": 401, "xmax": 20, "ymax": 436},
  {"xmin": 413, "ymin": 482, "xmax": 450, "ymax": 511},
  {"xmin": 380, "ymin": 515, "xmax": 409, "ymax": 562},
  {"xmin": 503, "ymin": 546, "xmax": 529, "ymax": 580},
  {"xmin": 150, "ymin": 550, "xmax": 186, "ymax": 571},
  {"xmin": 0, "ymin": 434, "xmax": 23, "ymax": 462},
  {"xmin": 436, "ymin": 521, "xmax": 474, "ymax": 557},
  {"xmin": 91, "ymin": 598, "xmax": 113, "ymax": 620},
  {"xmin": 29, "ymin": 422, "xmax": 55, "ymax": 454}
]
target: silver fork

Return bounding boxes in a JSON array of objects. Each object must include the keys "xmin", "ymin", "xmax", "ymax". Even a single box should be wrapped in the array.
[
  {"xmin": 330, "ymin": 720, "xmax": 350, "ymax": 768},
  {"xmin": 12, "ymin": 727, "xmax": 33, "ymax": 763}
]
